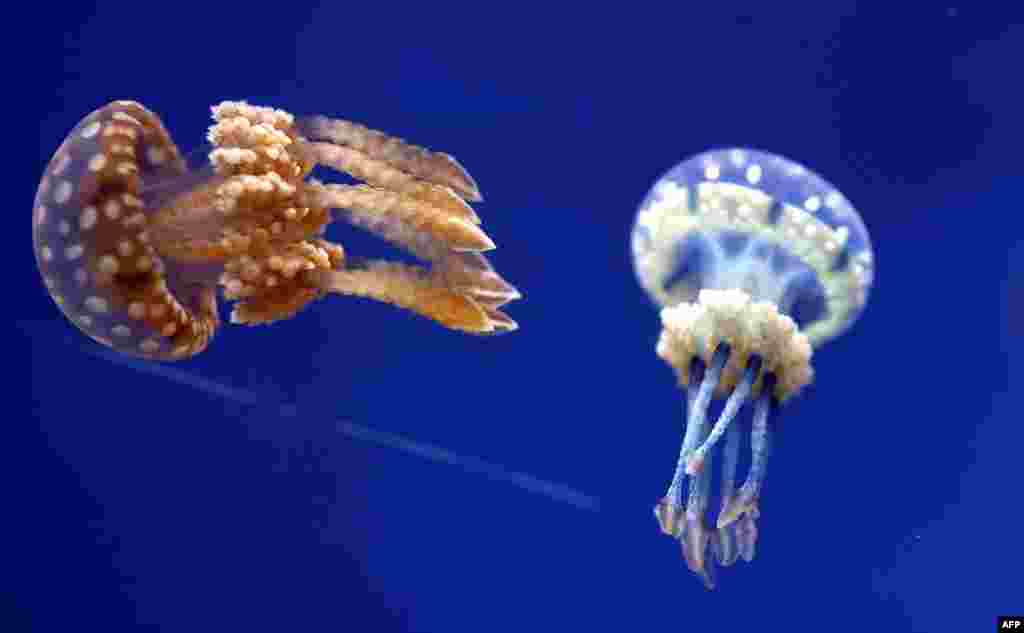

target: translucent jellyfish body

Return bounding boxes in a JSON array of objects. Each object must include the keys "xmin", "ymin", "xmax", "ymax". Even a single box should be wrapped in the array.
[{"xmin": 631, "ymin": 148, "xmax": 874, "ymax": 588}]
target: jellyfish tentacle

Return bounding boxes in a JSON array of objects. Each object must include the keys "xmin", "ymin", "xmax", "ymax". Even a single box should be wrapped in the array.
[
  {"xmin": 710, "ymin": 419, "xmax": 744, "ymax": 566},
  {"xmin": 302, "ymin": 181, "xmax": 494, "ymax": 256},
  {"xmin": 305, "ymin": 263, "xmax": 495, "ymax": 334},
  {"xmin": 298, "ymin": 182, "xmax": 516, "ymax": 332},
  {"xmin": 655, "ymin": 346, "xmax": 725, "ymax": 535},
  {"xmin": 295, "ymin": 115, "xmax": 482, "ymax": 202},
  {"xmin": 220, "ymin": 238, "xmax": 345, "ymax": 326},
  {"xmin": 210, "ymin": 102, "xmax": 516, "ymax": 333},
  {"xmin": 686, "ymin": 355, "xmax": 763, "ymax": 475},
  {"xmin": 718, "ymin": 372, "xmax": 775, "ymax": 530},
  {"xmin": 661, "ymin": 359, "xmax": 703, "ymax": 507},
  {"xmin": 720, "ymin": 417, "xmax": 742, "ymax": 509},
  {"xmin": 736, "ymin": 507, "xmax": 760, "ymax": 562},
  {"xmin": 294, "ymin": 141, "xmax": 480, "ymax": 224},
  {"xmin": 655, "ymin": 344, "xmax": 730, "ymax": 589},
  {"xmin": 653, "ymin": 291, "xmax": 810, "ymax": 587},
  {"xmin": 680, "ymin": 344, "xmax": 730, "ymax": 468},
  {"xmin": 437, "ymin": 252, "xmax": 521, "ymax": 306},
  {"xmin": 682, "ymin": 436, "xmax": 716, "ymax": 589}
]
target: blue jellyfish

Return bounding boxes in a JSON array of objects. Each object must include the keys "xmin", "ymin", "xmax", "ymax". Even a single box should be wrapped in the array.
[{"xmin": 631, "ymin": 148, "xmax": 874, "ymax": 588}]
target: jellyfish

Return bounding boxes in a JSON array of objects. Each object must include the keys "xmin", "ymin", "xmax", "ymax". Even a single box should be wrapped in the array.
[
  {"xmin": 32, "ymin": 100, "xmax": 520, "ymax": 361},
  {"xmin": 631, "ymin": 148, "xmax": 874, "ymax": 588}
]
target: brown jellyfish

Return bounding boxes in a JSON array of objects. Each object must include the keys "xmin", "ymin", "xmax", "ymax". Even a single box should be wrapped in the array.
[{"xmin": 32, "ymin": 100, "xmax": 519, "ymax": 361}]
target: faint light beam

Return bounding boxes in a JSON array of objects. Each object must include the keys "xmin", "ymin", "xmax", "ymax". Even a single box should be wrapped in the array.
[{"xmin": 68, "ymin": 333, "xmax": 601, "ymax": 512}]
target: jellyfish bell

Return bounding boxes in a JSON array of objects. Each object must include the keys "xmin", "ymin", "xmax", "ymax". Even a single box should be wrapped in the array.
[
  {"xmin": 33, "ymin": 100, "xmax": 520, "ymax": 362},
  {"xmin": 631, "ymin": 147, "xmax": 874, "ymax": 589}
]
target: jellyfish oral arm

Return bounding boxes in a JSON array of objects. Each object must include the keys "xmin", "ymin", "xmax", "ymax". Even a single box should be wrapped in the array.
[
  {"xmin": 294, "ymin": 114, "xmax": 481, "ymax": 202},
  {"xmin": 653, "ymin": 288, "xmax": 811, "ymax": 589},
  {"xmin": 301, "ymin": 181, "xmax": 494, "ymax": 258},
  {"xmin": 205, "ymin": 104, "xmax": 517, "ymax": 333},
  {"xmin": 305, "ymin": 264, "xmax": 503, "ymax": 334}
]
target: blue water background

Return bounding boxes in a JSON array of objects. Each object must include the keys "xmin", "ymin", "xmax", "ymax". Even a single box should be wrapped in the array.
[{"xmin": 9, "ymin": 3, "xmax": 1022, "ymax": 631}]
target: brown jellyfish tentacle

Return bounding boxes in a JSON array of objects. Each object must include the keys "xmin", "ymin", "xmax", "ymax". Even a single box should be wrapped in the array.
[
  {"xmin": 150, "ymin": 170, "xmax": 330, "ymax": 264},
  {"xmin": 475, "ymin": 305, "xmax": 518, "ymax": 334},
  {"xmin": 305, "ymin": 263, "xmax": 493, "ymax": 334},
  {"xmin": 310, "ymin": 193, "xmax": 519, "ymax": 316},
  {"xmin": 221, "ymin": 238, "xmax": 345, "ymax": 325},
  {"xmin": 203, "ymin": 100, "xmax": 517, "ymax": 334},
  {"xmin": 436, "ymin": 252, "xmax": 521, "ymax": 305},
  {"xmin": 293, "ymin": 141, "xmax": 480, "ymax": 224},
  {"xmin": 301, "ymin": 181, "xmax": 494, "ymax": 255},
  {"xmin": 432, "ymin": 252, "xmax": 519, "ymax": 332},
  {"xmin": 292, "ymin": 146, "xmax": 517, "ymax": 331},
  {"xmin": 436, "ymin": 256, "xmax": 518, "ymax": 333},
  {"xmin": 199, "ymin": 103, "xmax": 347, "ymax": 326},
  {"xmin": 295, "ymin": 115, "xmax": 482, "ymax": 202}
]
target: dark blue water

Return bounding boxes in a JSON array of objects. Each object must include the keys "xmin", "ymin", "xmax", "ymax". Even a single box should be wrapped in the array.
[{"xmin": 11, "ymin": 3, "xmax": 1022, "ymax": 631}]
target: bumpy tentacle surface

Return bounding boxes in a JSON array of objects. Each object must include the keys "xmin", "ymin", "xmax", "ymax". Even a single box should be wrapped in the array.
[
  {"xmin": 208, "ymin": 102, "xmax": 518, "ymax": 333},
  {"xmin": 295, "ymin": 115, "xmax": 482, "ymax": 202}
]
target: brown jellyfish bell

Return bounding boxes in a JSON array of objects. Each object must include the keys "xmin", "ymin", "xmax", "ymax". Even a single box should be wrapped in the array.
[{"xmin": 32, "ymin": 100, "xmax": 520, "ymax": 361}]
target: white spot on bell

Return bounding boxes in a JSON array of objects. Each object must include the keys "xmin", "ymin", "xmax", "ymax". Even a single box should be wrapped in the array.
[
  {"xmin": 104, "ymin": 200, "xmax": 121, "ymax": 220},
  {"xmin": 85, "ymin": 296, "xmax": 109, "ymax": 313},
  {"xmin": 81, "ymin": 121, "xmax": 101, "ymax": 139},
  {"xmin": 112, "ymin": 111, "xmax": 141, "ymax": 125},
  {"xmin": 97, "ymin": 255, "xmax": 119, "ymax": 274},
  {"xmin": 54, "ymin": 180, "xmax": 73, "ymax": 205},
  {"xmin": 64, "ymin": 243, "xmax": 84, "ymax": 261},
  {"xmin": 88, "ymin": 154, "xmax": 108, "ymax": 173},
  {"xmin": 80, "ymin": 206, "xmax": 98, "ymax": 230},
  {"xmin": 52, "ymin": 154, "xmax": 71, "ymax": 176}
]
